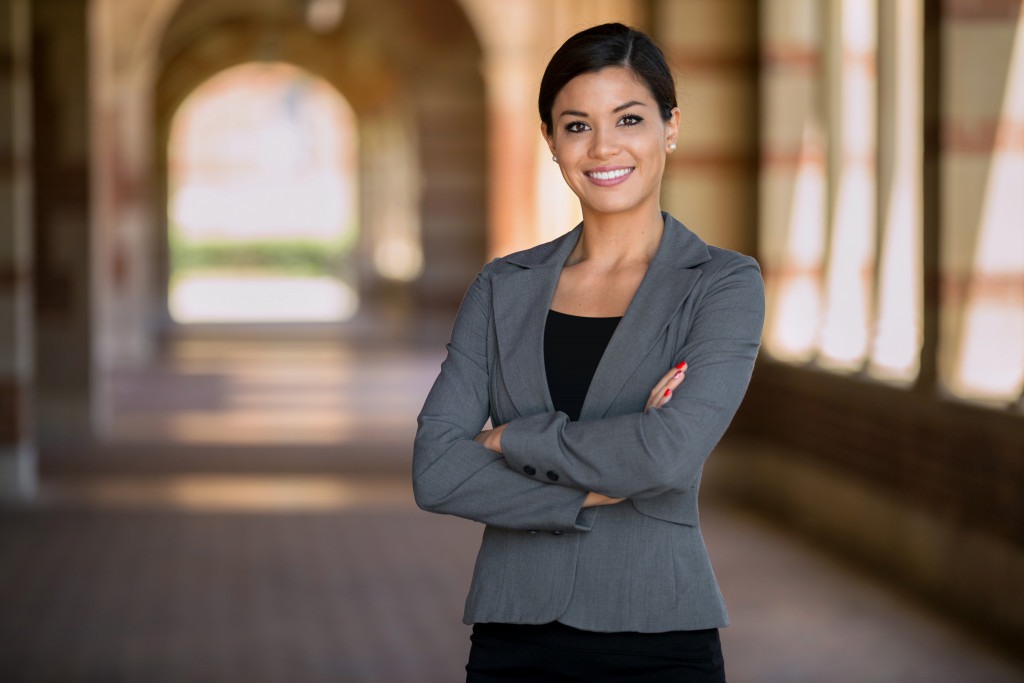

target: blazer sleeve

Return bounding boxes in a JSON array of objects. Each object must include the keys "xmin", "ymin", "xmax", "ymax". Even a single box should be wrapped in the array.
[
  {"xmin": 499, "ymin": 256, "xmax": 765, "ymax": 501},
  {"xmin": 413, "ymin": 263, "xmax": 594, "ymax": 532}
]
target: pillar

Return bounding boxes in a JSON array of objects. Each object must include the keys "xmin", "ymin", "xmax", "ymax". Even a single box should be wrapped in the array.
[
  {"xmin": 941, "ymin": 0, "xmax": 1024, "ymax": 402},
  {"xmin": 655, "ymin": 0, "xmax": 759, "ymax": 256},
  {"xmin": 31, "ymin": 0, "xmax": 94, "ymax": 443},
  {"xmin": 0, "ymin": 0, "xmax": 37, "ymax": 499},
  {"xmin": 758, "ymin": 0, "xmax": 828, "ymax": 362}
]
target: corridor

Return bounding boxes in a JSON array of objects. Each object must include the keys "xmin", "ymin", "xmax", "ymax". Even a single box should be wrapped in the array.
[
  {"xmin": 3, "ymin": 1, "xmax": 1023, "ymax": 680},
  {"xmin": 2, "ymin": 334, "xmax": 1021, "ymax": 683}
]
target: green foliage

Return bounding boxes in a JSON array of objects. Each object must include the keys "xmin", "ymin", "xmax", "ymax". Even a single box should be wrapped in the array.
[{"xmin": 170, "ymin": 235, "xmax": 354, "ymax": 277}]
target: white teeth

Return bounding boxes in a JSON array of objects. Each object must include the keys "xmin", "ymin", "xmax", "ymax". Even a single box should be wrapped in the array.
[{"xmin": 588, "ymin": 168, "xmax": 633, "ymax": 180}]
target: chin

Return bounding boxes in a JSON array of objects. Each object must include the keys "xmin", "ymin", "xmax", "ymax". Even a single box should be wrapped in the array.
[{"xmin": 578, "ymin": 191, "xmax": 653, "ymax": 217}]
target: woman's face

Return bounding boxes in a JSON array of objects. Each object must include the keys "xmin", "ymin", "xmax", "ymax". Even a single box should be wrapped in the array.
[{"xmin": 543, "ymin": 66, "xmax": 680, "ymax": 219}]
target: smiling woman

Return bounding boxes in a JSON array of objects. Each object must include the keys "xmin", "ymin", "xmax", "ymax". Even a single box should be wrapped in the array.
[
  {"xmin": 413, "ymin": 23, "xmax": 765, "ymax": 683},
  {"xmin": 541, "ymin": 67, "xmax": 678, "ymax": 225}
]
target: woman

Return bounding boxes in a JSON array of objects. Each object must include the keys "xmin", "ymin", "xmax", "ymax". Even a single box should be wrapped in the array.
[{"xmin": 413, "ymin": 22, "xmax": 764, "ymax": 682}]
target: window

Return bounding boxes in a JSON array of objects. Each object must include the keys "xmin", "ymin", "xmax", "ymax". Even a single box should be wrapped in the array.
[{"xmin": 760, "ymin": 0, "xmax": 1023, "ymax": 408}]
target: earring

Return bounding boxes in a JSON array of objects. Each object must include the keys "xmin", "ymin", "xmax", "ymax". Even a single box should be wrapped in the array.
[
  {"xmin": 552, "ymin": 155, "xmax": 558, "ymax": 162},
  {"xmin": 668, "ymin": 143, "xmax": 677, "ymax": 152}
]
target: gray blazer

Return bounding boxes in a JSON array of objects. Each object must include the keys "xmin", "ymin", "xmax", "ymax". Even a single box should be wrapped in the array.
[{"xmin": 413, "ymin": 212, "xmax": 765, "ymax": 632}]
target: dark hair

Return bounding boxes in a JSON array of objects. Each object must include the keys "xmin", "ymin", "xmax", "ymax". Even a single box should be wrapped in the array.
[{"xmin": 538, "ymin": 23, "xmax": 677, "ymax": 131}]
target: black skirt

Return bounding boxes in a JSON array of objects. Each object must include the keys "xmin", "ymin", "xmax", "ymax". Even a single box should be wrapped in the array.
[{"xmin": 466, "ymin": 621, "xmax": 726, "ymax": 682}]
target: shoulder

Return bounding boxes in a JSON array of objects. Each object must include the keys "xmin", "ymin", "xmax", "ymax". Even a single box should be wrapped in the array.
[
  {"xmin": 703, "ymin": 245, "xmax": 761, "ymax": 279},
  {"xmin": 662, "ymin": 213, "xmax": 761, "ymax": 280},
  {"xmin": 660, "ymin": 214, "xmax": 763, "ymax": 309},
  {"xmin": 696, "ymin": 246, "xmax": 765, "ymax": 319}
]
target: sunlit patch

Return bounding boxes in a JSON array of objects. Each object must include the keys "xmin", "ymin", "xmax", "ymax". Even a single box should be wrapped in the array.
[
  {"xmin": 764, "ymin": 118, "xmax": 827, "ymax": 361},
  {"xmin": 40, "ymin": 475, "xmax": 413, "ymax": 513},
  {"xmin": 764, "ymin": 1, "xmax": 930, "ymax": 384},
  {"xmin": 305, "ymin": 0, "xmax": 345, "ymax": 34},
  {"xmin": 870, "ymin": 0, "xmax": 922, "ymax": 382},
  {"xmin": 170, "ymin": 274, "xmax": 358, "ymax": 323},
  {"xmin": 950, "ymin": 9, "xmax": 1024, "ymax": 402},
  {"xmin": 772, "ymin": 275, "xmax": 823, "ymax": 361},
  {"xmin": 819, "ymin": 0, "xmax": 876, "ymax": 371}
]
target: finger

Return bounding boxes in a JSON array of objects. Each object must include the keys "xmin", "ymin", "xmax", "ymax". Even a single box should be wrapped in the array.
[
  {"xmin": 648, "ymin": 361, "xmax": 687, "ymax": 401},
  {"xmin": 646, "ymin": 363, "xmax": 688, "ymax": 412},
  {"xmin": 666, "ymin": 365, "xmax": 687, "ymax": 392},
  {"xmin": 646, "ymin": 387, "xmax": 672, "ymax": 414},
  {"xmin": 658, "ymin": 387, "xmax": 672, "ymax": 409},
  {"xmin": 647, "ymin": 362, "xmax": 687, "ymax": 406}
]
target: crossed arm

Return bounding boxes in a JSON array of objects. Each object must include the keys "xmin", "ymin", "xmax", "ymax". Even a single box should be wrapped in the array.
[
  {"xmin": 473, "ymin": 361, "xmax": 689, "ymax": 508},
  {"xmin": 413, "ymin": 258, "xmax": 764, "ymax": 530}
]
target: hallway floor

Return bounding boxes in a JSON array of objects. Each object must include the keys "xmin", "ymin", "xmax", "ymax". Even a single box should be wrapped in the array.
[{"xmin": 5, "ymin": 333, "xmax": 1022, "ymax": 682}]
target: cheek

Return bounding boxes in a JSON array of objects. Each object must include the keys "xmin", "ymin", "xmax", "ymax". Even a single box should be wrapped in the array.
[
  {"xmin": 556, "ymin": 137, "xmax": 586, "ymax": 158},
  {"xmin": 641, "ymin": 140, "xmax": 667, "ymax": 169}
]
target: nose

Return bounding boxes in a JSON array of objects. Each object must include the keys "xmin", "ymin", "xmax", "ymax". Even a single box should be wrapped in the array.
[{"xmin": 588, "ymin": 125, "xmax": 619, "ymax": 159}]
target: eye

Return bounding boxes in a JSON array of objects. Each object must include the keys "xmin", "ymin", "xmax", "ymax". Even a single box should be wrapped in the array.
[
  {"xmin": 565, "ymin": 120, "xmax": 590, "ymax": 133},
  {"xmin": 618, "ymin": 114, "xmax": 643, "ymax": 126}
]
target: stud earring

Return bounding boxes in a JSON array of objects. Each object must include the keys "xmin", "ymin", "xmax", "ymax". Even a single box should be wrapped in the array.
[
  {"xmin": 552, "ymin": 155, "xmax": 558, "ymax": 162},
  {"xmin": 668, "ymin": 143, "xmax": 677, "ymax": 152}
]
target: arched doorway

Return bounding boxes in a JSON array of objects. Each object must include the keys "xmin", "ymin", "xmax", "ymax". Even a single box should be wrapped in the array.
[
  {"xmin": 152, "ymin": 0, "xmax": 487, "ymax": 338},
  {"xmin": 167, "ymin": 62, "xmax": 359, "ymax": 324},
  {"xmin": 79, "ymin": 0, "xmax": 488, "ymax": 444}
]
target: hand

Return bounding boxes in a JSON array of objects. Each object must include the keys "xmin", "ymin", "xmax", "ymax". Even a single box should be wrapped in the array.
[
  {"xmin": 473, "ymin": 423, "xmax": 506, "ymax": 453},
  {"xmin": 582, "ymin": 492, "xmax": 626, "ymax": 507},
  {"xmin": 644, "ymin": 361, "xmax": 687, "ymax": 413}
]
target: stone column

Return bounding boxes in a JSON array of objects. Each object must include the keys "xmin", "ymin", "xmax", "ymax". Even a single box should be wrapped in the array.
[
  {"xmin": 655, "ymin": 0, "xmax": 759, "ymax": 256},
  {"xmin": 817, "ymin": 0, "xmax": 878, "ymax": 370},
  {"xmin": 31, "ymin": 0, "xmax": 94, "ymax": 444},
  {"xmin": 871, "ymin": 0, "xmax": 923, "ymax": 382},
  {"xmin": 479, "ymin": 4, "xmax": 543, "ymax": 258},
  {"xmin": 941, "ymin": 0, "xmax": 1024, "ymax": 402},
  {"xmin": 0, "ymin": 0, "xmax": 37, "ymax": 499},
  {"xmin": 758, "ymin": 0, "xmax": 828, "ymax": 362}
]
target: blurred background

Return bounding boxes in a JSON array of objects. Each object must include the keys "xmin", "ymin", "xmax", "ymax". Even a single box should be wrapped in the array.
[{"xmin": 1, "ymin": 0, "xmax": 1022, "ymax": 681}]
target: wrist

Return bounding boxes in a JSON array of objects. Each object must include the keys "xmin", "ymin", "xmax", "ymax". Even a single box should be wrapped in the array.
[{"xmin": 490, "ymin": 423, "xmax": 507, "ymax": 453}]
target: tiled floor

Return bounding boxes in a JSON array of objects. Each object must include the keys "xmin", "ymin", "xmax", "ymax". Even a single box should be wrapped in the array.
[
  {"xmin": 4, "ymin": 333, "xmax": 1020, "ymax": 682},
  {"xmin": 3, "ymin": 482, "xmax": 1022, "ymax": 683}
]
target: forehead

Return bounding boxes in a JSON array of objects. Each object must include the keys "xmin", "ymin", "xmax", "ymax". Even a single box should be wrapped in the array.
[{"xmin": 553, "ymin": 66, "xmax": 655, "ymax": 112}]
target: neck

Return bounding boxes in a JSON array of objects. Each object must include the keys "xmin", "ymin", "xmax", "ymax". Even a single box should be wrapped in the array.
[{"xmin": 569, "ymin": 203, "xmax": 665, "ymax": 267}]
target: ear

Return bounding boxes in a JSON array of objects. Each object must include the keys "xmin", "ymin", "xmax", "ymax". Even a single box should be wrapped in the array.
[
  {"xmin": 665, "ymin": 107, "xmax": 681, "ymax": 150},
  {"xmin": 541, "ymin": 122, "xmax": 557, "ymax": 158}
]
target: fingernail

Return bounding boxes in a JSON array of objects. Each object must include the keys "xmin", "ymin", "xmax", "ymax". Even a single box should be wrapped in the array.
[
  {"xmin": 675, "ymin": 361, "xmax": 687, "ymax": 369},
  {"xmin": 673, "ymin": 370, "xmax": 682, "ymax": 380},
  {"xmin": 664, "ymin": 389, "xmax": 671, "ymax": 397}
]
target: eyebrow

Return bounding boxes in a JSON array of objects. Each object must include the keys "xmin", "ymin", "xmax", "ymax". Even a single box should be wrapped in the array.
[
  {"xmin": 557, "ymin": 100, "xmax": 649, "ymax": 118},
  {"xmin": 613, "ymin": 100, "xmax": 647, "ymax": 113}
]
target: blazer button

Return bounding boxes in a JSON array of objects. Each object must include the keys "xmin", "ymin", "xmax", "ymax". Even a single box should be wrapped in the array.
[
  {"xmin": 524, "ymin": 465, "xmax": 537, "ymax": 476},
  {"xmin": 551, "ymin": 530, "xmax": 564, "ymax": 536},
  {"xmin": 527, "ymin": 530, "xmax": 539, "ymax": 534},
  {"xmin": 546, "ymin": 470, "xmax": 559, "ymax": 482}
]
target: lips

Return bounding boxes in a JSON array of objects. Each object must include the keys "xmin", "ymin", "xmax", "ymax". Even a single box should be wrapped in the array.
[{"xmin": 584, "ymin": 166, "xmax": 634, "ymax": 186}]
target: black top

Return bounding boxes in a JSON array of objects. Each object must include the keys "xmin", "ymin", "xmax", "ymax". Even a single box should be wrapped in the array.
[{"xmin": 544, "ymin": 310, "xmax": 622, "ymax": 422}]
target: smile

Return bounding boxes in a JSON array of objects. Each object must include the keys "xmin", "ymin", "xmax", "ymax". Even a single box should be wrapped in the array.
[
  {"xmin": 584, "ymin": 167, "xmax": 634, "ymax": 186},
  {"xmin": 586, "ymin": 168, "xmax": 633, "ymax": 180}
]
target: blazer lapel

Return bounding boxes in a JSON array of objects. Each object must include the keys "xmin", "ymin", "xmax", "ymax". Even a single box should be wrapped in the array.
[
  {"xmin": 578, "ymin": 214, "xmax": 710, "ymax": 420},
  {"xmin": 490, "ymin": 214, "xmax": 711, "ymax": 422},
  {"xmin": 491, "ymin": 226, "xmax": 582, "ymax": 417}
]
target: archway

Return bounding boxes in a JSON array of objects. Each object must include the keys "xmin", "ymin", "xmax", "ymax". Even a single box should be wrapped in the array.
[
  {"xmin": 79, "ymin": 0, "xmax": 488, "ymax": 444},
  {"xmin": 152, "ymin": 0, "xmax": 487, "ymax": 337},
  {"xmin": 167, "ymin": 62, "xmax": 359, "ymax": 323}
]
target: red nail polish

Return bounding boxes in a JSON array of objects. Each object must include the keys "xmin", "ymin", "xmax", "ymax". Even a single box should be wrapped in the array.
[
  {"xmin": 675, "ymin": 361, "xmax": 686, "ymax": 369},
  {"xmin": 664, "ymin": 389, "xmax": 671, "ymax": 397},
  {"xmin": 673, "ymin": 370, "xmax": 682, "ymax": 379}
]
